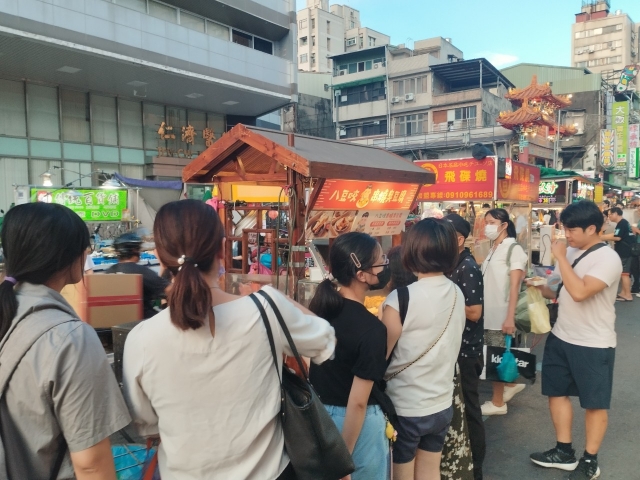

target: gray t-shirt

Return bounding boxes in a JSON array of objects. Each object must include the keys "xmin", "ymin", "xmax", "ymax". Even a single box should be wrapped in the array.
[{"xmin": 0, "ymin": 283, "xmax": 131, "ymax": 480}]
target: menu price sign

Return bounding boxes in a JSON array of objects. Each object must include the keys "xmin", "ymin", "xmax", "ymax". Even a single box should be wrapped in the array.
[
  {"xmin": 497, "ymin": 161, "xmax": 540, "ymax": 203},
  {"xmin": 415, "ymin": 158, "xmax": 496, "ymax": 201},
  {"xmin": 313, "ymin": 180, "xmax": 419, "ymax": 211},
  {"xmin": 352, "ymin": 210, "xmax": 409, "ymax": 237},
  {"xmin": 31, "ymin": 188, "xmax": 128, "ymax": 221}
]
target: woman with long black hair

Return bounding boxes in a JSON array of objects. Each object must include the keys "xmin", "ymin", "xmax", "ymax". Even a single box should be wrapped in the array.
[
  {"xmin": 309, "ymin": 232, "xmax": 391, "ymax": 480},
  {"xmin": 0, "ymin": 202, "xmax": 130, "ymax": 480},
  {"xmin": 480, "ymin": 208, "xmax": 528, "ymax": 416}
]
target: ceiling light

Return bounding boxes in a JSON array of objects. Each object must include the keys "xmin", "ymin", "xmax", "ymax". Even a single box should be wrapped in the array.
[
  {"xmin": 57, "ymin": 66, "xmax": 81, "ymax": 74},
  {"xmin": 186, "ymin": 93, "xmax": 204, "ymax": 99},
  {"xmin": 222, "ymin": 101, "xmax": 239, "ymax": 105},
  {"xmin": 127, "ymin": 80, "xmax": 148, "ymax": 87},
  {"xmin": 40, "ymin": 170, "xmax": 54, "ymax": 187}
]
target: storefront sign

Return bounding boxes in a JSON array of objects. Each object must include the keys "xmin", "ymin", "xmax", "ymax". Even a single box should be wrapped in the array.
[
  {"xmin": 539, "ymin": 181, "xmax": 559, "ymax": 195},
  {"xmin": 612, "ymin": 101, "xmax": 629, "ymax": 171},
  {"xmin": 600, "ymin": 129, "xmax": 616, "ymax": 169},
  {"xmin": 313, "ymin": 180, "xmax": 419, "ymax": 211},
  {"xmin": 415, "ymin": 158, "xmax": 496, "ymax": 201},
  {"xmin": 594, "ymin": 184, "xmax": 604, "ymax": 203},
  {"xmin": 305, "ymin": 210, "xmax": 408, "ymax": 239},
  {"xmin": 630, "ymin": 148, "xmax": 640, "ymax": 179},
  {"xmin": 30, "ymin": 188, "xmax": 128, "ymax": 221},
  {"xmin": 497, "ymin": 162, "xmax": 540, "ymax": 203},
  {"xmin": 629, "ymin": 124, "xmax": 640, "ymax": 149}
]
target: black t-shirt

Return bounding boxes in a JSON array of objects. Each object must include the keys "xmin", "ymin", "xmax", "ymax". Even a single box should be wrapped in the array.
[
  {"xmin": 309, "ymin": 299, "xmax": 387, "ymax": 407},
  {"xmin": 447, "ymin": 249, "xmax": 484, "ymax": 358},
  {"xmin": 105, "ymin": 262, "xmax": 169, "ymax": 319},
  {"xmin": 614, "ymin": 218, "xmax": 634, "ymax": 257}
]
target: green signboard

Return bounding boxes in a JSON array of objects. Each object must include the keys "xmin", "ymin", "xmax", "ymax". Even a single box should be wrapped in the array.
[
  {"xmin": 30, "ymin": 188, "xmax": 128, "ymax": 221},
  {"xmin": 612, "ymin": 100, "xmax": 629, "ymax": 171}
]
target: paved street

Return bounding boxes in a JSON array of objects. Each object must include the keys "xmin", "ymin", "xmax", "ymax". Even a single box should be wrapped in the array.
[{"xmin": 481, "ymin": 300, "xmax": 640, "ymax": 480}]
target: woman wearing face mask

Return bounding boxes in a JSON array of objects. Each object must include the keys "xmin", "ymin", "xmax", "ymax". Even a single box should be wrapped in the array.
[
  {"xmin": 480, "ymin": 209, "xmax": 528, "ymax": 416},
  {"xmin": 309, "ymin": 232, "xmax": 391, "ymax": 480}
]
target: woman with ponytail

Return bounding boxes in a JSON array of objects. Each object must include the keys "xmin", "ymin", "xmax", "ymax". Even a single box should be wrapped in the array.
[
  {"xmin": 480, "ymin": 208, "xmax": 528, "ymax": 416},
  {"xmin": 0, "ymin": 202, "xmax": 130, "ymax": 480},
  {"xmin": 309, "ymin": 232, "xmax": 391, "ymax": 480},
  {"xmin": 122, "ymin": 200, "xmax": 335, "ymax": 479}
]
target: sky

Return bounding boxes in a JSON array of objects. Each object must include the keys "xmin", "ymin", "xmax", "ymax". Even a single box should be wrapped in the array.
[{"xmin": 295, "ymin": 0, "xmax": 640, "ymax": 69}]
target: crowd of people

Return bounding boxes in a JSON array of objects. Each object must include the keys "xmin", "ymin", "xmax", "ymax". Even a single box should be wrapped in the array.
[{"xmin": 0, "ymin": 198, "xmax": 633, "ymax": 480}]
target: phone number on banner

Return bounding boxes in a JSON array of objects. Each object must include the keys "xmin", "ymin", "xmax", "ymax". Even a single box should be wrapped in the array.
[{"xmin": 418, "ymin": 191, "xmax": 494, "ymax": 200}]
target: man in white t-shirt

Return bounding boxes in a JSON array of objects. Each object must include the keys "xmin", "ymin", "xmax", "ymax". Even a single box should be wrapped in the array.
[{"xmin": 529, "ymin": 201, "xmax": 621, "ymax": 480}]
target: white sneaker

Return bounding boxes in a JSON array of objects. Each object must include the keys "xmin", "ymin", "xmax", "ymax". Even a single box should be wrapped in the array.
[
  {"xmin": 503, "ymin": 384, "xmax": 526, "ymax": 403},
  {"xmin": 481, "ymin": 401, "xmax": 507, "ymax": 416}
]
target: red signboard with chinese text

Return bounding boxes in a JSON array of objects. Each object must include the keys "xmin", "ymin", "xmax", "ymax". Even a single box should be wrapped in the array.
[
  {"xmin": 415, "ymin": 158, "xmax": 496, "ymax": 202},
  {"xmin": 313, "ymin": 180, "xmax": 419, "ymax": 211},
  {"xmin": 497, "ymin": 161, "xmax": 540, "ymax": 203}
]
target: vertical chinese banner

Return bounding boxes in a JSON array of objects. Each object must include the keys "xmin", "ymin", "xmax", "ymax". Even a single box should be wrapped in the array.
[
  {"xmin": 629, "ymin": 124, "xmax": 640, "ymax": 179},
  {"xmin": 600, "ymin": 129, "xmax": 616, "ymax": 169},
  {"xmin": 612, "ymin": 101, "xmax": 629, "ymax": 171}
]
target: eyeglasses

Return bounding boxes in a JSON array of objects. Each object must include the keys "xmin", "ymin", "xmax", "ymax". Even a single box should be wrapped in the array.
[{"xmin": 370, "ymin": 254, "xmax": 389, "ymax": 269}]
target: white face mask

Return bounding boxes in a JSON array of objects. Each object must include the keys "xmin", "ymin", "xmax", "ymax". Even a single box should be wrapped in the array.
[{"xmin": 485, "ymin": 224, "xmax": 502, "ymax": 241}]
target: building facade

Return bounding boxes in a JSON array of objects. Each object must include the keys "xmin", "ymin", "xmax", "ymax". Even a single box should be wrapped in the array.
[
  {"xmin": 283, "ymin": 72, "xmax": 334, "ymax": 139},
  {"xmin": 330, "ymin": 38, "xmax": 515, "ymax": 161},
  {"xmin": 0, "ymin": 0, "xmax": 297, "ymax": 212},
  {"xmin": 572, "ymin": 1, "xmax": 639, "ymax": 84},
  {"xmin": 296, "ymin": 0, "xmax": 389, "ymax": 73}
]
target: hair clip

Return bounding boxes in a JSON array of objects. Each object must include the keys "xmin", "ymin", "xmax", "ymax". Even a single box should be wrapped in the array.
[
  {"xmin": 178, "ymin": 255, "xmax": 186, "ymax": 265},
  {"xmin": 349, "ymin": 252, "xmax": 362, "ymax": 269}
]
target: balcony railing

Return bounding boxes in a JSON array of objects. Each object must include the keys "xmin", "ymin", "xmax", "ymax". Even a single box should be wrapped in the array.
[{"xmin": 431, "ymin": 119, "xmax": 477, "ymax": 132}]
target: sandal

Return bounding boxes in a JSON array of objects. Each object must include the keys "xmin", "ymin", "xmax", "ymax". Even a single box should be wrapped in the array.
[{"xmin": 616, "ymin": 296, "xmax": 632, "ymax": 302}]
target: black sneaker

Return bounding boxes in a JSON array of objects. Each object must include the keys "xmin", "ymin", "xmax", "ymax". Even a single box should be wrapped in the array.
[
  {"xmin": 567, "ymin": 457, "xmax": 601, "ymax": 479},
  {"xmin": 530, "ymin": 447, "xmax": 579, "ymax": 471}
]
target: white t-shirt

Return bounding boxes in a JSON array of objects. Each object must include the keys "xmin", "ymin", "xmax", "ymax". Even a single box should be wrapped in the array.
[
  {"xmin": 84, "ymin": 255, "xmax": 95, "ymax": 272},
  {"xmin": 122, "ymin": 286, "xmax": 336, "ymax": 480},
  {"xmin": 552, "ymin": 245, "xmax": 622, "ymax": 348},
  {"xmin": 481, "ymin": 238, "xmax": 528, "ymax": 330},
  {"xmin": 383, "ymin": 276, "xmax": 465, "ymax": 417}
]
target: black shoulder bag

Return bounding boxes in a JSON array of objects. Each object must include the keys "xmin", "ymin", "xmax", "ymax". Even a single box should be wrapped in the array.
[
  {"xmin": 548, "ymin": 243, "xmax": 607, "ymax": 326},
  {"xmin": 249, "ymin": 291, "xmax": 355, "ymax": 480}
]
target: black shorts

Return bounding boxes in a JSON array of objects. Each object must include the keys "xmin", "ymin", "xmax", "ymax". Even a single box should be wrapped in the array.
[
  {"xmin": 620, "ymin": 256, "xmax": 632, "ymax": 274},
  {"xmin": 542, "ymin": 333, "xmax": 615, "ymax": 409},
  {"xmin": 393, "ymin": 406, "xmax": 453, "ymax": 463}
]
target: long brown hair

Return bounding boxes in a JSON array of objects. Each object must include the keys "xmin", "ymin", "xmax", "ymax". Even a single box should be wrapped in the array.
[{"xmin": 153, "ymin": 200, "xmax": 225, "ymax": 330}]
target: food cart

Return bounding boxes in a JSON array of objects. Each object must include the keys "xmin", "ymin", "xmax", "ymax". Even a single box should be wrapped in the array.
[
  {"xmin": 414, "ymin": 157, "xmax": 540, "ymax": 266},
  {"xmin": 182, "ymin": 124, "xmax": 434, "ymax": 303}
]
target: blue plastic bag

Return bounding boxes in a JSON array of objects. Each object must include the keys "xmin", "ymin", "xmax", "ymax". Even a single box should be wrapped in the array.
[
  {"xmin": 496, "ymin": 335, "xmax": 519, "ymax": 383},
  {"xmin": 112, "ymin": 444, "xmax": 159, "ymax": 480}
]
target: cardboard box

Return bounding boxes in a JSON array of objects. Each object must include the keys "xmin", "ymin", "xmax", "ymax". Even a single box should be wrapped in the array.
[{"xmin": 62, "ymin": 274, "xmax": 143, "ymax": 328}]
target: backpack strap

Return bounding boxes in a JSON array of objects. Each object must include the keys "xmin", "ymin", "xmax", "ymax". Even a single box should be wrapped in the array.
[{"xmin": 397, "ymin": 286, "xmax": 409, "ymax": 326}]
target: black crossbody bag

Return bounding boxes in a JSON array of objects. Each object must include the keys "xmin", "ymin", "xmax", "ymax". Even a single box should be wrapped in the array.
[
  {"xmin": 249, "ymin": 290, "xmax": 355, "ymax": 480},
  {"xmin": 548, "ymin": 243, "xmax": 607, "ymax": 326}
]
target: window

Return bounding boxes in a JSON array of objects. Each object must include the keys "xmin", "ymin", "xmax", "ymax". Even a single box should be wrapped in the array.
[
  {"xmin": 565, "ymin": 110, "xmax": 585, "ymax": 135},
  {"xmin": 254, "ymin": 37, "xmax": 273, "ymax": 55},
  {"xmin": 455, "ymin": 106, "xmax": 477, "ymax": 120},
  {"xmin": 358, "ymin": 62, "xmax": 365, "ymax": 72},
  {"xmin": 119, "ymin": 99, "xmax": 143, "ymax": 148},
  {"xmin": 148, "ymin": 1, "xmax": 177, "ymax": 23},
  {"xmin": 340, "ymin": 81, "xmax": 386, "ymax": 106},
  {"xmin": 114, "ymin": 0, "xmax": 146, "ymax": 13},
  {"xmin": 394, "ymin": 114, "xmax": 426, "ymax": 136},
  {"xmin": 369, "ymin": 36, "xmax": 376, "ymax": 47},
  {"xmin": 188, "ymin": 110, "xmax": 207, "ymax": 152},
  {"xmin": 300, "ymin": 53, "xmax": 308, "ymax": 63},
  {"xmin": 180, "ymin": 11, "xmax": 205, "ymax": 33},
  {"xmin": 312, "ymin": 35, "xmax": 316, "ymax": 46},
  {"xmin": 299, "ymin": 19, "xmax": 307, "ymax": 29},
  {"xmin": 346, "ymin": 37, "xmax": 356, "ymax": 46},
  {"xmin": 300, "ymin": 36, "xmax": 308, "ymax": 46},
  {"xmin": 417, "ymin": 76, "xmax": 428, "ymax": 93},
  {"xmin": 327, "ymin": 38, "xmax": 331, "ymax": 50},
  {"xmin": 61, "ymin": 90, "xmax": 90, "ymax": 143},
  {"xmin": 143, "ymin": 103, "xmax": 165, "ymax": 150},
  {"xmin": 91, "ymin": 95, "xmax": 118, "ymax": 145},
  {"xmin": 574, "ymin": 24, "xmax": 622, "ymax": 38},
  {"xmin": 327, "ymin": 21, "xmax": 330, "ymax": 34},
  {"xmin": 362, "ymin": 120, "xmax": 387, "ymax": 136},
  {"xmin": 232, "ymin": 29, "xmax": 252, "ymax": 48},
  {"xmin": 311, "ymin": 54, "xmax": 316, "ymax": 66},
  {"xmin": 576, "ymin": 61, "xmax": 587, "ymax": 67},
  {"xmin": 311, "ymin": 18, "xmax": 315, "ymax": 29},
  {"xmin": 206, "ymin": 20, "xmax": 229, "ymax": 40},
  {"xmin": 0, "ymin": 79, "xmax": 26, "ymax": 137},
  {"xmin": 350, "ymin": 21, "xmax": 355, "ymax": 28},
  {"xmin": 393, "ymin": 77, "xmax": 425, "ymax": 96},
  {"xmin": 359, "ymin": 35, "xmax": 364, "ymax": 48},
  {"xmin": 348, "ymin": 62, "xmax": 357, "ymax": 73},
  {"xmin": 27, "ymin": 84, "xmax": 59, "ymax": 140}
]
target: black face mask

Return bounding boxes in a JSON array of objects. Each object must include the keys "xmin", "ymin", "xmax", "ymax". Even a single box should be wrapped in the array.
[{"xmin": 367, "ymin": 264, "xmax": 391, "ymax": 291}]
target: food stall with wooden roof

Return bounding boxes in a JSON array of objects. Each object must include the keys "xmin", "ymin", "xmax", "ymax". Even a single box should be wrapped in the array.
[{"xmin": 182, "ymin": 124, "xmax": 434, "ymax": 301}]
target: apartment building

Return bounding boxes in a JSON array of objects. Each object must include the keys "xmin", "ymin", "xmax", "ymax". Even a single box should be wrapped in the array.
[
  {"xmin": 296, "ymin": 0, "xmax": 389, "ymax": 73},
  {"xmin": 572, "ymin": 0, "xmax": 638, "ymax": 84},
  {"xmin": 0, "ymin": 0, "xmax": 297, "ymax": 211},
  {"xmin": 331, "ymin": 38, "xmax": 515, "ymax": 160}
]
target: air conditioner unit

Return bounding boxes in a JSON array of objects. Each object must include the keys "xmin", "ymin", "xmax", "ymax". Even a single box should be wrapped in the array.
[
  {"xmin": 339, "ymin": 128, "xmax": 346, "ymax": 136},
  {"xmin": 339, "ymin": 69, "xmax": 347, "ymax": 76},
  {"xmin": 373, "ymin": 62, "xmax": 382, "ymax": 69},
  {"xmin": 588, "ymin": 48, "xmax": 595, "ymax": 53},
  {"xmin": 334, "ymin": 89, "xmax": 342, "ymax": 96},
  {"xmin": 404, "ymin": 93, "xmax": 415, "ymax": 101},
  {"xmin": 577, "ymin": 49, "xmax": 584, "ymax": 54},
  {"xmin": 391, "ymin": 96, "xmax": 401, "ymax": 104},
  {"xmin": 610, "ymin": 46, "xmax": 616, "ymax": 51},
  {"xmin": 373, "ymin": 121, "xmax": 380, "ymax": 125}
]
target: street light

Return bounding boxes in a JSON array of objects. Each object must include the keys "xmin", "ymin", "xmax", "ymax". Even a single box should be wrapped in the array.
[{"xmin": 40, "ymin": 170, "xmax": 54, "ymax": 187}]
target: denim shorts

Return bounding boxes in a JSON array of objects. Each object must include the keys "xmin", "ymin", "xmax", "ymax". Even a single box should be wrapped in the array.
[
  {"xmin": 325, "ymin": 404, "xmax": 389, "ymax": 480},
  {"xmin": 393, "ymin": 406, "xmax": 454, "ymax": 464}
]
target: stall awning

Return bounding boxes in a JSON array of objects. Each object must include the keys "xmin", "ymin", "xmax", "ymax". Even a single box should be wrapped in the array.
[
  {"xmin": 603, "ymin": 181, "xmax": 633, "ymax": 191},
  {"xmin": 183, "ymin": 124, "xmax": 435, "ymax": 185}
]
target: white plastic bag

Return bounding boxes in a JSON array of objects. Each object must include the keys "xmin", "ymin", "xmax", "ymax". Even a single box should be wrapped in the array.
[{"xmin": 527, "ymin": 287, "xmax": 551, "ymax": 334}]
